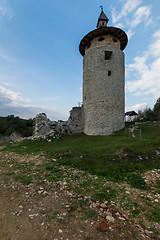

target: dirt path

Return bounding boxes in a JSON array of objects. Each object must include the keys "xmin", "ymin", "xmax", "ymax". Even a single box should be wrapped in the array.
[{"xmin": 0, "ymin": 150, "xmax": 159, "ymax": 240}]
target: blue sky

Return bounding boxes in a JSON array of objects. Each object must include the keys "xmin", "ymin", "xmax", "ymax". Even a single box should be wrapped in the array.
[{"xmin": 0, "ymin": 0, "xmax": 160, "ymax": 120}]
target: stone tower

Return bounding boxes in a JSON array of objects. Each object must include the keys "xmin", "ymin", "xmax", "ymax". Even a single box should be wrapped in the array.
[{"xmin": 79, "ymin": 8, "xmax": 128, "ymax": 135}]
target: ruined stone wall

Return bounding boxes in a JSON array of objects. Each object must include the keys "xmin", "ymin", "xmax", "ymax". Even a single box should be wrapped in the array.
[
  {"xmin": 33, "ymin": 113, "xmax": 52, "ymax": 136},
  {"xmin": 67, "ymin": 107, "xmax": 84, "ymax": 133},
  {"xmin": 33, "ymin": 110, "xmax": 84, "ymax": 138},
  {"xmin": 83, "ymin": 44, "xmax": 125, "ymax": 135}
]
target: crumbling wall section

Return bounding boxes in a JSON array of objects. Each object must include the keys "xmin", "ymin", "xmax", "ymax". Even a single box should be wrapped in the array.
[
  {"xmin": 33, "ymin": 113, "xmax": 53, "ymax": 136},
  {"xmin": 67, "ymin": 107, "xmax": 84, "ymax": 133},
  {"xmin": 33, "ymin": 108, "xmax": 84, "ymax": 138}
]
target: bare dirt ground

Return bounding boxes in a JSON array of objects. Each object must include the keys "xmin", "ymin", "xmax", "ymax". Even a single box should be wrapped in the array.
[{"xmin": 0, "ymin": 149, "xmax": 160, "ymax": 240}]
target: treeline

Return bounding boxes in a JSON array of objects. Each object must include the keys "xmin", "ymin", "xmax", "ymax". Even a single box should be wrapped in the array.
[
  {"xmin": 0, "ymin": 115, "xmax": 33, "ymax": 137},
  {"xmin": 138, "ymin": 97, "xmax": 160, "ymax": 121}
]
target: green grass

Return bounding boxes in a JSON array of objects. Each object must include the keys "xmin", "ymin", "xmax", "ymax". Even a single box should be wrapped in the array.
[
  {"xmin": 147, "ymin": 207, "xmax": 160, "ymax": 222},
  {"xmin": 91, "ymin": 186, "xmax": 117, "ymax": 202},
  {"xmin": 40, "ymin": 210, "xmax": 47, "ymax": 215},
  {"xmin": 155, "ymin": 180, "xmax": 160, "ymax": 193},
  {"xmin": 14, "ymin": 175, "xmax": 32, "ymax": 185},
  {"xmin": 1, "ymin": 121, "xmax": 160, "ymax": 186},
  {"xmin": 85, "ymin": 209, "xmax": 96, "ymax": 218}
]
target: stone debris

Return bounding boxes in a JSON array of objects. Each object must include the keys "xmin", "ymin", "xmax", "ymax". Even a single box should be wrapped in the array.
[
  {"xmin": 100, "ymin": 203, "xmax": 107, "ymax": 209},
  {"xmin": 93, "ymin": 202, "xmax": 100, "ymax": 208},
  {"xmin": 97, "ymin": 222, "xmax": 109, "ymax": 232},
  {"xmin": 99, "ymin": 212, "xmax": 106, "ymax": 218},
  {"xmin": 38, "ymin": 190, "xmax": 44, "ymax": 195},
  {"xmin": 106, "ymin": 216, "xmax": 115, "ymax": 223}
]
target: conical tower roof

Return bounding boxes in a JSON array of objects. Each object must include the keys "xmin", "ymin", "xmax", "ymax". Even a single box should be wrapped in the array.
[
  {"xmin": 99, "ymin": 10, "xmax": 108, "ymax": 21},
  {"xmin": 79, "ymin": 8, "xmax": 128, "ymax": 56},
  {"xmin": 96, "ymin": 8, "xmax": 109, "ymax": 28}
]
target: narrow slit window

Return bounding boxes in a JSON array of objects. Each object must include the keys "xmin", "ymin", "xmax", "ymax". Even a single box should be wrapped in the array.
[
  {"xmin": 108, "ymin": 71, "xmax": 111, "ymax": 76},
  {"xmin": 105, "ymin": 51, "xmax": 112, "ymax": 60}
]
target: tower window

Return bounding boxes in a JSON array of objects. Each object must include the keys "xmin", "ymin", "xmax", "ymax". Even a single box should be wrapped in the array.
[
  {"xmin": 105, "ymin": 51, "xmax": 112, "ymax": 60},
  {"xmin": 113, "ymin": 37, "xmax": 117, "ymax": 43},
  {"xmin": 108, "ymin": 71, "xmax": 111, "ymax": 76},
  {"xmin": 98, "ymin": 37, "xmax": 105, "ymax": 42}
]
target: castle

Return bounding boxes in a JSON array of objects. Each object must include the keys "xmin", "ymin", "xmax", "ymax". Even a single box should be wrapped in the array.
[{"xmin": 34, "ymin": 8, "xmax": 128, "ymax": 137}]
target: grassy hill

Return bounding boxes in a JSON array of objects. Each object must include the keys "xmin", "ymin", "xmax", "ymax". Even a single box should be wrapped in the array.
[{"xmin": 2, "ymin": 121, "xmax": 160, "ymax": 185}]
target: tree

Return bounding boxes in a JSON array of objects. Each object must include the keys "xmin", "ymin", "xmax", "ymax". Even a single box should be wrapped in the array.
[
  {"xmin": 137, "ymin": 107, "xmax": 155, "ymax": 121},
  {"xmin": 145, "ymin": 108, "xmax": 155, "ymax": 121},
  {"xmin": 153, "ymin": 97, "xmax": 160, "ymax": 119}
]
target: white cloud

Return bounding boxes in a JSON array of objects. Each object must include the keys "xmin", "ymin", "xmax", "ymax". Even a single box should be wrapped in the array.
[
  {"xmin": 131, "ymin": 6, "xmax": 152, "ymax": 28},
  {"xmin": 111, "ymin": 0, "xmax": 142, "ymax": 24},
  {"xmin": 111, "ymin": 1, "xmax": 152, "ymax": 39},
  {"xmin": 126, "ymin": 29, "xmax": 160, "ymax": 101},
  {"xmin": 126, "ymin": 102, "xmax": 147, "ymax": 112},
  {"xmin": 0, "ymin": 85, "xmax": 30, "ymax": 104},
  {"xmin": 0, "ymin": 84, "xmax": 68, "ymax": 120},
  {"xmin": 150, "ymin": 30, "xmax": 160, "ymax": 57}
]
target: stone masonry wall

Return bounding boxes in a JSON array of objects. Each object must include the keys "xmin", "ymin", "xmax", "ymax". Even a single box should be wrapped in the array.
[
  {"xmin": 33, "ymin": 109, "xmax": 84, "ymax": 138},
  {"xmin": 83, "ymin": 44, "xmax": 125, "ymax": 135},
  {"xmin": 67, "ymin": 107, "xmax": 84, "ymax": 133}
]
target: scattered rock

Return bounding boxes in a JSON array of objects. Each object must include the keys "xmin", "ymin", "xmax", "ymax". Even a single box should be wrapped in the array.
[
  {"xmin": 97, "ymin": 222, "xmax": 109, "ymax": 232},
  {"xmin": 155, "ymin": 150, "xmax": 160, "ymax": 156},
  {"xmin": 106, "ymin": 216, "xmax": 115, "ymax": 223},
  {"xmin": 99, "ymin": 212, "xmax": 106, "ymax": 218},
  {"xmin": 93, "ymin": 202, "xmax": 100, "ymax": 208},
  {"xmin": 84, "ymin": 196, "xmax": 91, "ymax": 201},
  {"xmin": 100, "ymin": 203, "xmax": 107, "ymax": 209},
  {"xmin": 118, "ymin": 217, "xmax": 126, "ymax": 221},
  {"xmin": 145, "ymin": 230, "xmax": 153, "ymax": 238},
  {"xmin": 38, "ymin": 190, "xmax": 44, "ymax": 195}
]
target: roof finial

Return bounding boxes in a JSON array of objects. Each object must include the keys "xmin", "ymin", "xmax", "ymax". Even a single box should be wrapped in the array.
[{"xmin": 100, "ymin": 5, "xmax": 103, "ymax": 11}]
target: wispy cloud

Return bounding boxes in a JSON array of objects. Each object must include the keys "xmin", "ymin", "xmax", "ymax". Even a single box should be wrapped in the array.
[
  {"xmin": 112, "ymin": 0, "xmax": 142, "ymax": 24},
  {"xmin": 126, "ymin": 29, "xmax": 160, "ymax": 101},
  {"xmin": 131, "ymin": 6, "xmax": 152, "ymax": 28},
  {"xmin": 150, "ymin": 30, "xmax": 160, "ymax": 57},
  {"xmin": 0, "ymin": 84, "xmax": 67, "ymax": 120},
  {"xmin": 0, "ymin": 85, "xmax": 30, "ymax": 104},
  {"xmin": 0, "ymin": 0, "xmax": 13, "ymax": 20},
  {"xmin": 111, "ymin": 0, "xmax": 152, "ymax": 39}
]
